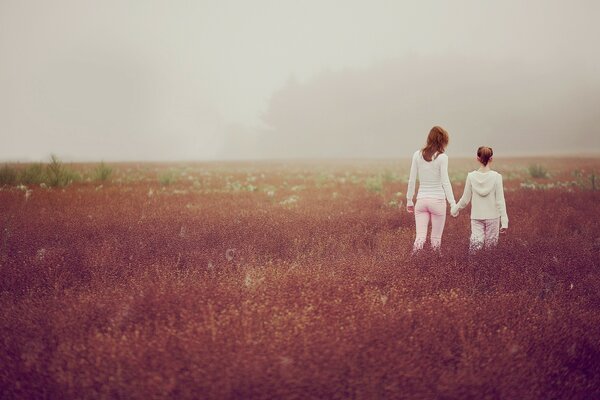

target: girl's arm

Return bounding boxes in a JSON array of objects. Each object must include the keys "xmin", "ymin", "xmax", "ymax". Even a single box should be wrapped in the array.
[
  {"xmin": 455, "ymin": 174, "xmax": 472, "ymax": 210},
  {"xmin": 496, "ymin": 173, "xmax": 509, "ymax": 229},
  {"xmin": 406, "ymin": 151, "xmax": 418, "ymax": 207},
  {"xmin": 440, "ymin": 154, "xmax": 456, "ymax": 206}
]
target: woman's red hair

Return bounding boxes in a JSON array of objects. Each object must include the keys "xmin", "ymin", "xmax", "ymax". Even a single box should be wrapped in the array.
[{"xmin": 421, "ymin": 126, "xmax": 449, "ymax": 161}]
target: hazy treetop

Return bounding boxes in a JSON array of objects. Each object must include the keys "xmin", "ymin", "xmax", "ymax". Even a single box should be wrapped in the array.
[{"xmin": 1, "ymin": 0, "xmax": 598, "ymax": 161}]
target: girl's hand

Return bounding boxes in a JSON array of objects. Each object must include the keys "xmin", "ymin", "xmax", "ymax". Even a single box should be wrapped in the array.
[
  {"xmin": 450, "ymin": 204, "xmax": 459, "ymax": 217},
  {"xmin": 406, "ymin": 205, "xmax": 414, "ymax": 213},
  {"xmin": 500, "ymin": 228, "xmax": 507, "ymax": 234}
]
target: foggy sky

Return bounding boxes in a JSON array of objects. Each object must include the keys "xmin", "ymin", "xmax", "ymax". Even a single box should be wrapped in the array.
[{"xmin": 1, "ymin": 0, "xmax": 599, "ymax": 161}]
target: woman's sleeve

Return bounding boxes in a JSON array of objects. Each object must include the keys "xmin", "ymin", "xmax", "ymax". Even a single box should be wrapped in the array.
[
  {"xmin": 440, "ymin": 155, "xmax": 456, "ymax": 206},
  {"xmin": 496, "ymin": 174, "xmax": 509, "ymax": 228},
  {"xmin": 456, "ymin": 174, "xmax": 472, "ymax": 210},
  {"xmin": 406, "ymin": 152, "xmax": 418, "ymax": 206}
]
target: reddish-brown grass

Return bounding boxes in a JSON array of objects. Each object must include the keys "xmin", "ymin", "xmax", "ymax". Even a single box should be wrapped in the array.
[{"xmin": 1, "ymin": 158, "xmax": 599, "ymax": 399}]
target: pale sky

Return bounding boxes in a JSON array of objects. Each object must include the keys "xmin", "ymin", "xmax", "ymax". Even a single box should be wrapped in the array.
[{"xmin": 1, "ymin": 0, "xmax": 599, "ymax": 161}]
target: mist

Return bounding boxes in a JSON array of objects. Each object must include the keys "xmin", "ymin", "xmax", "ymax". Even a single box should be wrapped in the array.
[
  {"xmin": 239, "ymin": 54, "xmax": 600, "ymax": 159},
  {"xmin": 1, "ymin": 0, "xmax": 599, "ymax": 161}
]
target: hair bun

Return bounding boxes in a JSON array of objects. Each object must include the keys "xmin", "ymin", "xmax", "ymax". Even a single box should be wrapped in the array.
[{"xmin": 477, "ymin": 146, "xmax": 493, "ymax": 166}]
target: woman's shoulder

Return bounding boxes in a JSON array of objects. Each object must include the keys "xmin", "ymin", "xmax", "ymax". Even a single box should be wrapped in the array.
[{"xmin": 433, "ymin": 152, "xmax": 448, "ymax": 162}]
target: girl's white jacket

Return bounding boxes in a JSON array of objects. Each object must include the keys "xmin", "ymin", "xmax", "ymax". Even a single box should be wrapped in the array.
[{"xmin": 452, "ymin": 170, "xmax": 509, "ymax": 228}]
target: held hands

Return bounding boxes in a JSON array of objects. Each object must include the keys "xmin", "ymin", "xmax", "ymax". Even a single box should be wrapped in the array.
[
  {"xmin": 406, "ymin": 205, "xmax": 414, "ymax": 213},
  {"xmin": 450, "ymin": 204, "xmax": 459, "ymax": 217},
  {"xmin": 500, "ymin": 227, "xmax": 508, "ymax": 235}
]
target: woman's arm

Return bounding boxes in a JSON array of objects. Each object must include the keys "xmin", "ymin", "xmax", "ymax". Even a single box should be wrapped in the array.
[
  {"xmin": 440, "ymin": 154, "xmax": 456, "ymax": 206},
  {"xmin": 496, "ymin": 173, "xmax": 509, "ymax": 229},
  {"xmin": 406, "ymin": 151, "xmax": 418, "ymax": 207}
]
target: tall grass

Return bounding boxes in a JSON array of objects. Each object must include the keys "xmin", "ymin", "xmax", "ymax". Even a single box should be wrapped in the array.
[
  {"xmin": 94, "ymin": 161, "xmax": 112, "ymax": 182},
  {"xmin": 159, "ymin": 170, "xmax": 176, "ymax": 186},
  {"xmin": 0, "ymin": 158, "xmax": 82, "ymax": 187},
  {"xmin": 528, "ymin": 164, "xmax": 549, "ymax": 179},
  {"xmin": 46, "ymin": 154, "xmax": 79, "ymax": 187},
  {"xmin": 0, "ymin": 164, "xmax": 18, "ymax": 186},
  {"xmin": 365, "ymin": 175, "xmax": 383, "ymax": 193},
  {"xmin": 20, "ymin": 163, "xmax": 46, "ymax": 185},
  {"xmin": 1, "ymin": 159, "xmax": 599, "ymax": 399},
  {"xmin": 572, "ymin": 168, "xmax": 597, "ymax": 191}
]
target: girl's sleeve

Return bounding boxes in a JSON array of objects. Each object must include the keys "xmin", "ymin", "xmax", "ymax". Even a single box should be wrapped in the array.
[
  {"xmin": 440, "ymin": 155, "xmax": 456, "ymax": 206},
  {"xmin": 456, "ymin": 174, "xmax": 472, "ymax": 210},
  {"xmin": 496, "ymin": 174, "xmax": 509, "ymax": 228},
  {"xmin": 406, "ymin": 151, "xmax": 418, "ymax": 206}
]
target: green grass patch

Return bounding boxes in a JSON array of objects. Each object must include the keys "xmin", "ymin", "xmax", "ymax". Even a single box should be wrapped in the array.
[{"xmin": 528, "ymin": 164, "xmax": 549, "ymax": 179}]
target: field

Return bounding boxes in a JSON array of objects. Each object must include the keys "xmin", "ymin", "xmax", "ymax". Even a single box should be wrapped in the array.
[{"xmin": 1, "ymin": 157, "xmax": 599, "ymax": 399}]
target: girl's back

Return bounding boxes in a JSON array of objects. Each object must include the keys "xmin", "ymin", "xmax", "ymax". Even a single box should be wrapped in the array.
[{"xmin": 466, "ymin": 170, "xmax": 504, "ymax": 221}]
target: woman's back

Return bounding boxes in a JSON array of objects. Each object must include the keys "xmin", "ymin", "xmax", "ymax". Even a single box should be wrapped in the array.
[
  {"xmin": 407, "ymin": 150, "xmax": 455, "ymax": 204},
  {"xmin": 414, "ymin": 150, "xmax": 446, "ymax": 197}
]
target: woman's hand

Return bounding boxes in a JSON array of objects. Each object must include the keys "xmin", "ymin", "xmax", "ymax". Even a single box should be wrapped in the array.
[
  {"xmin": 500, "ymin": 228, "xmax": 508, "ymax": 234},
  {"xmin": 406, "ymin": 205, "xmax": 414, "ymax": 213}
]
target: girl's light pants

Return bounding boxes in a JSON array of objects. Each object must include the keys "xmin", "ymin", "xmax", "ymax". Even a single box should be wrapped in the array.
[{"xmin": 470, "ymin": 218, "xmax": 500, "ymax": 252}]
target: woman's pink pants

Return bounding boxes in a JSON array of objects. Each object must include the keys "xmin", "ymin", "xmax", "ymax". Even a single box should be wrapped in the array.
[{"xmin": 413, "ymin": 198, "xmax": 447, "ymax": 252}]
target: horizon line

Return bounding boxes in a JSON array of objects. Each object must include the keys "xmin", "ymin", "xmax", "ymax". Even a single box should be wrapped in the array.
[{"xmin": 1, "ymin": 152, "xmax": 599, "ymax": 164}]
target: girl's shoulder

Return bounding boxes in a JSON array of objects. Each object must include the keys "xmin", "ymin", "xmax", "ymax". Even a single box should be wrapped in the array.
[{"xmin": 468, "ymin": 170, "xmax": 502, "ymax": 181}]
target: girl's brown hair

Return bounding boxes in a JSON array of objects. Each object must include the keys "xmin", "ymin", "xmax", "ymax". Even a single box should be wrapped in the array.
[
  {"xmin": 421, "ymin": 126, "xmax": 449, "ymax": 161},
  {"xmin": 477, "ymin": 146, "xmax": 493, "ymax": 166}
]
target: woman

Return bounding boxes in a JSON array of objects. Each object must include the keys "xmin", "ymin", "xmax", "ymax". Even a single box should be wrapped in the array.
[
  {"xmin": 451, "ymin": 146, "xmax": 508, "ymax": 252},
  {"xmin": 406, "ymin": 126, "xmax": 456, "ymax": 253}
]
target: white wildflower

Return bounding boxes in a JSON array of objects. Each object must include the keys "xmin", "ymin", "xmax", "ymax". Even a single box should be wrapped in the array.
[{"xmin": 225, "ymin": 248, "xmax": 236, "ymax": 261}]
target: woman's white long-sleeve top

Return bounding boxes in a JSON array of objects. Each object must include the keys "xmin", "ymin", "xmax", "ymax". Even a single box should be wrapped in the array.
[{"xmin": 406, "ymin": 150, "xmax": 456, "ymax": 206}]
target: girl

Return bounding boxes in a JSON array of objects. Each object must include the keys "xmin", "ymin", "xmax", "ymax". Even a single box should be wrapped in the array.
[
  {"xmin": 406, "ymin": 126, "xmax": 456, "ymax": 253},
  {"xmin": 451, "ymin": 146, "xmax": 508, "ymax": 252}
]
